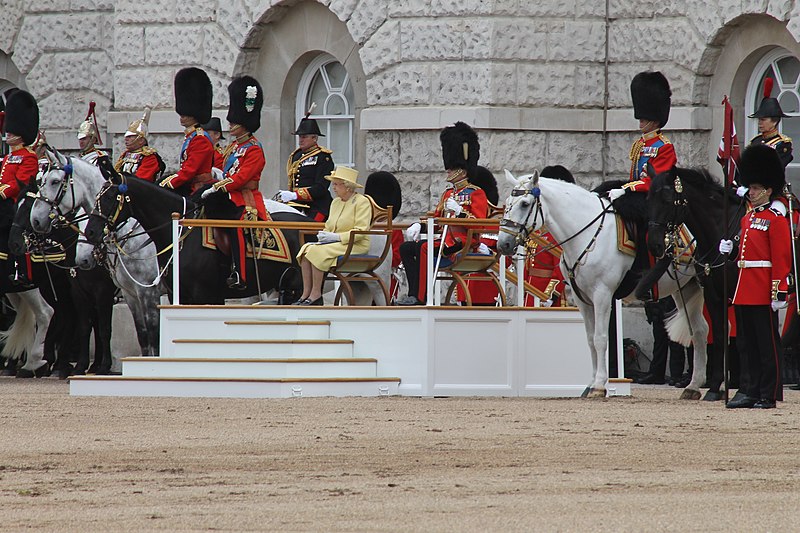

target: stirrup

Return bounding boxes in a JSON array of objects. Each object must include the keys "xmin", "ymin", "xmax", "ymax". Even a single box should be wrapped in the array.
[{"xmin": 226, "ymin": 270, "xmax": 245, "ymax": 290}]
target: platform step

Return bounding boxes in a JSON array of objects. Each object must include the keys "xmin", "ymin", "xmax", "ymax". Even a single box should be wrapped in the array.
[
  {"xmin": 168, "ymin": 339, "xmax": 355, "ymax": 358},
  {"xmin": 121, "ymin": 357, "xmax": 379, "ymax": 379},
  {"xmin": 68, "ymin": 375, "xmax": 400, "ymax": 398},
  {"xmin": 167, "ymin": 319, "xmax": 331, "ymax": 341}
]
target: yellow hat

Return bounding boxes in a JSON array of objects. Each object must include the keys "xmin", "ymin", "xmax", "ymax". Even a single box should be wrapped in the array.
[{"xmin": 325, "ymin": 166, "xmax": 362, "ymax": 188}]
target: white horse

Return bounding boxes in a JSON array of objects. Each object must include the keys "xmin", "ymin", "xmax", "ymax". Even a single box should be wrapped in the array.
[
  {"xmin": 30, "ymin": 149, "xmax": 161, "ymax": 356},
  {"xmin": 496, "ymin": 171, "xmax": 708, "ymax": 399}
]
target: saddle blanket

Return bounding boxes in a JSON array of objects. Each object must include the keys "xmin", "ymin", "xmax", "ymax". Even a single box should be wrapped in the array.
[{"xmin": 201, "ymin": 209, "xmax": 292, "ymax": 264}]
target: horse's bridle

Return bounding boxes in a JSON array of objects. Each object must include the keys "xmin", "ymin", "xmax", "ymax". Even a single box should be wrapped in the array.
[
  {"xmin": 36, "ymin": 154, "xmax": 79, "ymax": 228},
  {"xmin": 499, "ymin": 185, "xmax": 544, "ymax": 247},
  {"xmin": 90, "ymin": 180, "xmax": 131, "ymax": 234},
  {"xmin": 648, "ymin": 175, "xmax": 689, "ymax": 259}
]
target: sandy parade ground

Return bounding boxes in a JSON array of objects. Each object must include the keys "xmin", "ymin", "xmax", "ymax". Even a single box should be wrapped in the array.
[{"xmin": 1, "ymin": 379, "xmax": 800, "ymax": 532}]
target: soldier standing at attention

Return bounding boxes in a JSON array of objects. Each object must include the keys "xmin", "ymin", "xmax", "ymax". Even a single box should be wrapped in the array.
[
  {"xmin": 202, "ymin": 116, "xmax": 226, "ymax": 170},
  {"xmin": 114, "ymin": 107, "xmax": 166, "ymax": 182},
  {"xmin": 278, "ymin": 106, "xmax": 334, "ymax": 221},
  {"xmin": 159, "ymin": 67, "xmax": 214, "ymax": 195},
  {"xmin": 200, "ymin": 75, "xmax": 267, "ymax": 290},
  {"xmin": 721, "ymin": 144, "xmax": 792, "ymax": 409},
  {"xmin": 77, "ymin": 101, "xmax": 108, "ymax": 165}
]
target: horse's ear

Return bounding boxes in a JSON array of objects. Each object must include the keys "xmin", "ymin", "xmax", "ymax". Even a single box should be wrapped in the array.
[
  {"xmin": 531, "ymin": 169, "xmax": 539, "ymax": 187},
  {"xmin": 503, "ymin": 169, "xmax": 520, "ymax": 187},
  {"xmin": 50, "ymin": 147, "xmax": 68, "ymax": 167}
]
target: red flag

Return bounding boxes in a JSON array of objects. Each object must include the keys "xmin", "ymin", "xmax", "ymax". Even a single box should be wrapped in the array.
[{"xmin": 717, "ymin": 96, "xmax": 740, "ymax": 185}]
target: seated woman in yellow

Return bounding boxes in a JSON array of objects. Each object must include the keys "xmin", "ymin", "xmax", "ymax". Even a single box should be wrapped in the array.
[{"xmin": 294, "ymin": 166, "xmax": 373, "ymax": 305}]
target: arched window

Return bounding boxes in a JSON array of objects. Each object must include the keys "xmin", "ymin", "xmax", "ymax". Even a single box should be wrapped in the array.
[
  {"xmin": 746, "ymin": 50, "xmax": 800, "ymax": 182},
  {"xmin": 296, "ymin": 54, "xmax": 355, "ymax": 167}
]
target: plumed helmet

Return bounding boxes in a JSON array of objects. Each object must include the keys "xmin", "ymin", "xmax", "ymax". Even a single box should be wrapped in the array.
[
  {"xmin": 292, "ymin": 102, "xmax": 323, "ymax": 136},
  {"xmin": 472, "ymin": 166, "xmax": 499, "ymax": 205},
  {"xmin": 4, "ymin": 89, "xmax": 39, "ymax": 145},
  {"xmin": 748, "ymin": 78, "xmax": 788, "ymax": 119},
  {"xmin": 541, "ymin": 164, "xmax": 575, "ymax": 184},
  {"xmin": 126, "ymin": 107, "xmax": 151, "ymax": 138},
  {"xmin": 365, "ymin": 171, "xmax": 402, "ymax": 219},
  {"xmin": 226, "ymin": 75, "xmax": 263, "ymax": 133},
  {"xmin": 739, "ymin": 144, "xmax": 785, "ymax": 191},
  {"xmin": 631, "ymin": 71, "xmax": 672, "ymax": 128},
  {"xmin": 440, "ymin": 121, "xmax": 480, "ymax": 178},
  {"xmin": 77, "ymin": 101, "xmax": 102, "ymax": 143},
  {"xmin": 174, "ymin": 67, "xmax": 213, "ymax": 124}
]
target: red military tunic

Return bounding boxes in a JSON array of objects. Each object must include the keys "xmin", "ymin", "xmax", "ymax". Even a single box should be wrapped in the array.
[
  {"xmin": 732, "ymin": 204, "xmax": 792, "ymax": 305},
  {"xmin": 115, "ymin": 147, "xmax": 163, "ymax": 182},
  {"xmin": 212, "ymin": 135, "xmax": 268, "ymax": 221},
  {"xmin": 625, "ymin": 130, "xmax": 677, "ymax": 193},
  {"xmin": 160, "ymin": 126, "xmax": 214, "ymax": 193},
  {"xmin": 0, "ymin": 146, "xmax": 38, "ymax": 201},
  {"xmin": 523, "ymin": 231, "xmax": 565, "ymax": 307},
  {"xmin": 212, "ymin": 144, "xmax": 225, "ymax": 170}
]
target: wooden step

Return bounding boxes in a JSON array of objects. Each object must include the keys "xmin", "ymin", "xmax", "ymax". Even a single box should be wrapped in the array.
[
  {"xmin": 121, "ymin": 356, "xmax": 379, "ymax": 379},
  {"xmin": 165, "ymin": 319, "xmax": 332, "ymax": 342},
  {"xmin": 222, "ymin": 320, "xmax": 331, "ymax": 326},
  {"xmin": 167, "ymin": 339, "xmax": 355, "ymax": 359},
  {"xmin": 69, "ymin": 375, "xmax": 401, "ymax": 398}
]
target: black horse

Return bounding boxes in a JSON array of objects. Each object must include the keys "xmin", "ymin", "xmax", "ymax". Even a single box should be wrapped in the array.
[
  {"xmin": 9, "ymin": 180, "xmax": 118, "ymax": 377},
  {"xmin": 645, "ymin": 166, "xmax": 748, "ymax": 400},
  {"xmin": 83, "ymin": 174, "xmax": 304, "ymax": 304}
]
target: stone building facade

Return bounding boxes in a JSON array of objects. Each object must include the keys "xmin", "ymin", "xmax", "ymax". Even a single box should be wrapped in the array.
[{"xmin": 2, "ymin": 1, "xmax": 800, "ymax": 219}]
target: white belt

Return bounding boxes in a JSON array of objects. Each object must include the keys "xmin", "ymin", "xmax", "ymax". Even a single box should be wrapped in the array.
[{"xmin": 737, "ymin": 260, "xmax": 772, "ymax": 268}]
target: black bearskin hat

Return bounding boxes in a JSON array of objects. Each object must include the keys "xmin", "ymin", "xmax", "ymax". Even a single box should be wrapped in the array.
[
  {"xmin": 541, "ymin": 164, "xmax": 575, "ymax": 184},
  {"xmin": 472, "ymin": 166, "xmax": 499, "ymax": 205},
  {"xmin": 365, "ymin": 171, "xmax": 402, "ymax": 219},
  {"xmin": 174, "ymin": 67, "xmax": 212, "ymax": 124},
  {"xmin": 631, "ymin": 71, "xmax": 671, "ymax": 128},
  {"xmin": 4, "ymin": 90, "xmax": 39, "ymax": 145},
  {"xmin": 440, "ymin": 121, "xmax": 479, "ymax": 178},
  {"xmin": 749, "ymin": 77, "xmax": 788, "ymax": 119},
  {"xmin": 226, "ymin": 75, "xmax": 263, "ymax": 133},
  {"xmin": 739, "ymin": 144, "xmax": 785, "ymax": 192}
]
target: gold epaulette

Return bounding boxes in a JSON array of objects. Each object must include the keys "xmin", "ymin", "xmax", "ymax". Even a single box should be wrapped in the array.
[
  {"xmin": 316, "ymin": 145, "xmax": 332, "ymax": 154},
  {"xmin": 140, "ymin": 146, "xmax": 158, "ymax": 156}
]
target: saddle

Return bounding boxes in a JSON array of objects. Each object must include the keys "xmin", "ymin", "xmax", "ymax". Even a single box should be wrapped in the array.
[{"xmin": 201, "ymin": 207, "xmax": 293, "ymax": 264}]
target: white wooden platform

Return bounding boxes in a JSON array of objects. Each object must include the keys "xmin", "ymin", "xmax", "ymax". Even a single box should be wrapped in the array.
[{"xmin": 69, "ymin": 305, "xmax": 593, "ymax": 398}]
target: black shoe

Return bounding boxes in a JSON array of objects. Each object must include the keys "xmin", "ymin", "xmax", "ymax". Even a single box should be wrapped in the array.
[
  {"xmin": 726, "ymin": 394, "xmax": 757, "ymax": 409},
  {"xmin": 753, "ymin": 399, "xmax": 776, "ymax": 409},
  {"xmin": 674, "ymin": 375, "xmax": 692, "ymax": 388},
  {"xmin": 291, "ymin": 298, "xmax": 310, "ymax": 306},
  {"xmin": 636, "ymin": 374, "xmax": 666, "ymax": 385},
  {"xmin": 9, "ymin": 273, "xmax": 34, "ymax": 290},
  {"xmin": 299, "ymin": 296, "xmax": 323, "ymax": 306},
  {"xmin": 226, "ymin": 271, "xmax": 246, "ymax": 290},
  {"xmin": 790, "ymin": 383, "xmax": 800, "ymax": 391}
]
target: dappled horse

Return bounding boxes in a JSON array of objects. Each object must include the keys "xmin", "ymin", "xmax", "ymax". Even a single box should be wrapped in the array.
[
  {"xmin": 496, "ymin": 171, "xmax": 710, "ymax": 399},
  {"xmin": 646, "ymin": 166, "xmax": 750, "ymax": 400}
]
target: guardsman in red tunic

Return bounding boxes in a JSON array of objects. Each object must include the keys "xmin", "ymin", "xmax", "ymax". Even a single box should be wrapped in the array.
[
  {"xmin": 722, "ymin": 144, "xmax": 792, "ymax": 409},
  {"xmin": 524, "ymin": 231, "xmax": 566, "ymax": 307},
  {"xmin": 77, "ymin": 101, "xmax": 108, "ymax": 166},
  {"xmin": 279, "ymin": 108, "xmax": 334, "ymax": 221},
  {"xmin": 159, "ymin": 67, "xmax": 214, "ymax": 195},
  {"xmin": 202, "ymin": 117, "xmax": 226, "ymax": 170},
  {"xmin": 458, "ymin": 165, "xmax": 500, "ymax": 305},
  {"xmin": 115, "ymin": 107, "xmax": 166, "ymax": 182},
  {"xmin": 201, "ymin": 76, "xmax": 267, "ymax": 290},
  {"xmin": 397, "ymin": 122, "xmax": 488, "ymax": 305},
  {"xmin": 0, "ymin": 89, "xmax": 40, "ymax": 287}
]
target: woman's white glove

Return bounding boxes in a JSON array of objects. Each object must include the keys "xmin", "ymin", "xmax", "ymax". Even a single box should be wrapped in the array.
[
  {"xmin": 317, "ymin": 231, "xmax": 340, "ymax": 244},
  {"xmin": 608, "ymin": 188, "xmax": 626, "ymax": 201},
  {"xmin": 211, "ymin": 167, "xmax": 224, "ymax": 181},
  {"xmin": 736, "ymin": 186, "xmax": 748, "ymax": 198},
  {"xmin": 279, "ymin": 190, "xmax": 298, "ymax": 202},
  {"xmin": 718, "ymin": 239, "xmax": 733, "ymax": 254},
  {"xmin": 406, "ymin": 222, "xmax": 422, "ymax": 242},
  {"xmin": 772, "ymin": 300, "xmax": 788, "ymax": 312},
  {"xmin": 445, "ymin": 198, "xmax": 463, "ymax": 215}
]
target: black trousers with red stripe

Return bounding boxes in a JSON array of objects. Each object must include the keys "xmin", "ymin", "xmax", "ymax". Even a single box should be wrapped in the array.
[{"xmin": 736, "ymin": 305, "xmax": 783, "ymax": 402}]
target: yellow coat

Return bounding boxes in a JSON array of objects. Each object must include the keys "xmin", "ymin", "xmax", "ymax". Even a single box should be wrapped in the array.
[{"xmin": 297, "ymin": 192, "xmax": 373, "ymax": 271}]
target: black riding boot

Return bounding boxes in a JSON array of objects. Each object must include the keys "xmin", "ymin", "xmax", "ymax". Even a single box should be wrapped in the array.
[{"xmin": 226, "ymin": 228, "xmax": 246, "ymax": 290}]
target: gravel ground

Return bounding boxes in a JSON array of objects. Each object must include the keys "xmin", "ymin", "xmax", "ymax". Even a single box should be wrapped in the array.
[{"xmin": 1, "ymin": 378, "xmax": 799, "ymax": 532}]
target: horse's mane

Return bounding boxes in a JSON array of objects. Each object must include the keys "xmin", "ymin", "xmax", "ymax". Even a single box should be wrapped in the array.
[{"xmin": 652, "ymin": 166, "xmax": 726, "ymax": 198}]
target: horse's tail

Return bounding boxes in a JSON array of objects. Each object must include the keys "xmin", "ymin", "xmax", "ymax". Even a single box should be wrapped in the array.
[
  {"xmin": 634, "ymin": 256, "xmax": 671, "ymax": 300},
  {"xmin": 664, "ymin": 287, "xmax": 704, "ymax": 347},
  {"xmin": 0, "ymin": 297, "xmax": 36, "ymax": 361}
]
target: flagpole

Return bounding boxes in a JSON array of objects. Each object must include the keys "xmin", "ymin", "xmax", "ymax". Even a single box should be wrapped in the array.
[{"xmin": 721, "ymin": 96, "xmax": 732, "ymax": 405}]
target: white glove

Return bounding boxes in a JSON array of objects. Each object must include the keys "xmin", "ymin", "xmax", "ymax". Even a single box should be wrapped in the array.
[
  {"xmin": 477, "ymin": 242, "xmax": 491, "ymax": 255},
  {"xmin": 317, "ymin": 231, "xmax": 340, "ymax": 244},
  {"xmin": 540, "ymin": 298, "xmax": 554, "ymax": 308},
  {"xmin": 279, "ymin": 190, "xmax": 297, "ymax": 202},
  {"xmin": 445, "ymin": 198, "xmax": 463, "ymax": 215},
  {"xmin": 608, "ymin": 188, "xmax": 626, "ymax": 201},
  {"xmin": 211, "ymin": 167, "xmax": 224, "ymax": 181},
  {"xmin": 201, "ymin": 187, "xmax": 216, "ymax": 200},
  {"xmin": 718, "ymin": 239, "xmax": 733, "ymax": 254},
  {"xmin": 736, "ymin": 186, "xmax": 748, "ymax": 198},
  {"xmin": 772, "ymin": 300, "xmax": 788, "ymax": 312},
  {"xmin": 406, "ymin": 222, "xmax": 421, "ymax": 242}
]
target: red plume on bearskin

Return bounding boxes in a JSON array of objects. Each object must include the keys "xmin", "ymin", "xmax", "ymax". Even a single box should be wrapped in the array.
[{"xmin": 738, "ymin": 143, "xmax": 785, "ymax": 192}]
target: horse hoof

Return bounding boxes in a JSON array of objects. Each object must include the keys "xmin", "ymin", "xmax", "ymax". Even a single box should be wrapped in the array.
[
  {"xmin": 702, "ymin": 390, "xmax": 723, "ymax": 402},
  {"xmin": 586, "ymin": 388, "xmax": 607, "ymax": 398},
  {"xmin": 580, "ymin": 386, "xmax": 591, "ymax": 398},
  {"xmin": 15, "ymin": 369, "xmax": 34, "ymax": 379},
  {"xmin": 680, "ymin": 388, "xmax": 702, "ymax": 400}
]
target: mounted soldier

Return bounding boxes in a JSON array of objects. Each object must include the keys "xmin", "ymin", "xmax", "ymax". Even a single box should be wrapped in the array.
[
  {"xmin": 278, "ymin": 107, "xmax": 334, "ymax": 221},
  {"xmin": 200, "ymin": 75, "xmax": 267, "ymax": 290},
  {"xmin": 77, "ymin": 101, "xmax": 108, "ymax": 165},
  {"xmin": 159, "ymin": 67, "xmax": 214, "ymax": 195},
  {"xmin": 115, "ymin": 107, "xmax": 166, "ymax": 182}
]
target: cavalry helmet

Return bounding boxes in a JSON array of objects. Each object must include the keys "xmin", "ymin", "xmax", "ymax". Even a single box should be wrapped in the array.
[
  {"xmin": 77, "ymin": 101, "xmax": 101, "ymax": 143},
  {"xmin": 126, "ymin": 107, "xmax": 151, "ymax": 139}
]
